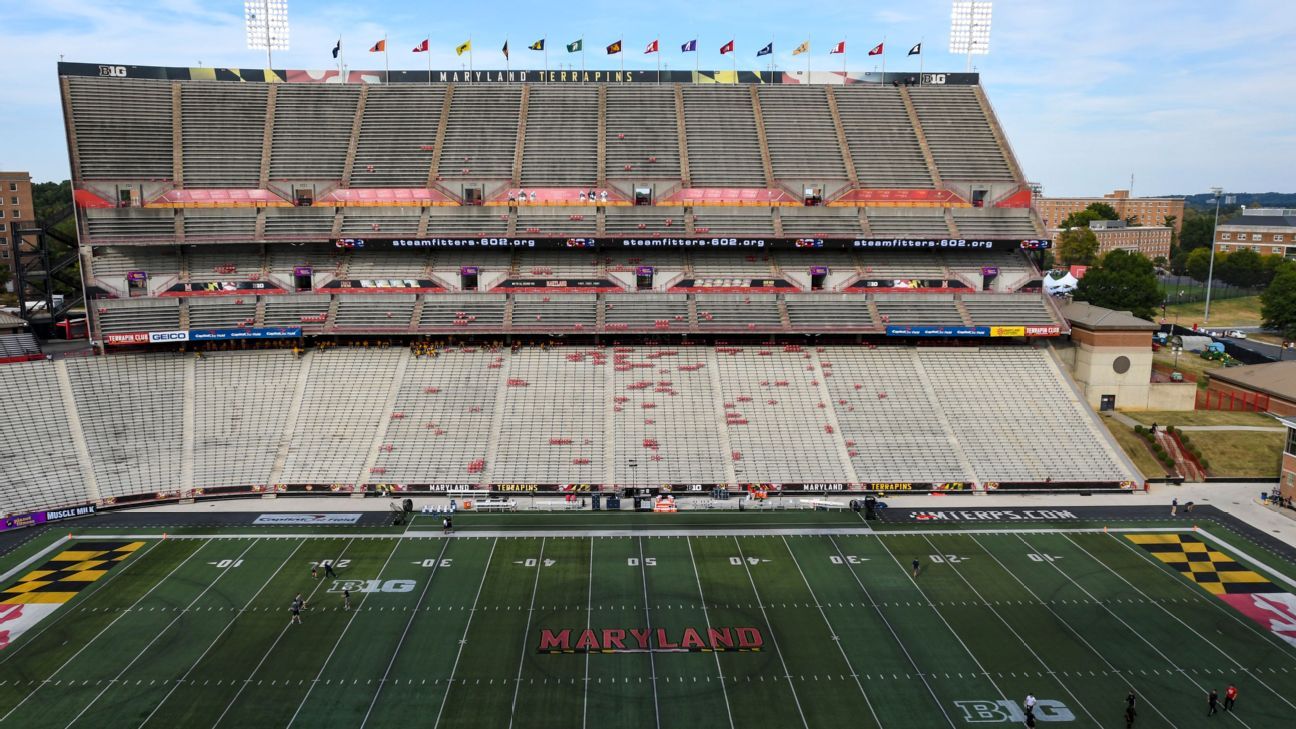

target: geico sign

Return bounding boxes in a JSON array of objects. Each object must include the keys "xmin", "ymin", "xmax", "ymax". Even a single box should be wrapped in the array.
[
  {"xmin": 327, "ymin": 579, "xmax": 415, "ymax": 594},
  {"xmin": 149, "ymin": 330, "xmax": 190, "ymax": 343}
]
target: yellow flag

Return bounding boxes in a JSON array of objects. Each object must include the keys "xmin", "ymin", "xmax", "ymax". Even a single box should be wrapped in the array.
[
  {"xmin": 792, "ymin": 40, "xmax": 809, "ymax": 56},
  {"xmin": 456, "ymin": 40, "xmax": 472, "ymax": 56}
]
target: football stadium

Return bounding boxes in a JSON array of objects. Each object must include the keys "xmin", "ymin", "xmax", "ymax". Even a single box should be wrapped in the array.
[{"xmin": 1, "ymin": 7, "xmax": 1295, "ymax": 728}]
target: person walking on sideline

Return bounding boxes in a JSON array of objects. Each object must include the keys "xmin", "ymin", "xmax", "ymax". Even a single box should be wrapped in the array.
[
  {"xmin": 1207, "ymin": 688, "xmax": 1219, "ymax": 716},
  {"xmin": 1224, "ymin": 684, "xmax": 1237, "ymax": 711},
  {"xmin": 911, "ymin": 558, "xmax": 921, "ymax": 578},
  {"xmin": 442, "ymin": 516, "xmax": 449, "ymax": 535},
  {"xmin": 1171, "ymin": 498, "xmax": 1178, "ymax": 517}
]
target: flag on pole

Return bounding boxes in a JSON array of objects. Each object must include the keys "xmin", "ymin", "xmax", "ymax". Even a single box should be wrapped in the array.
[
  {"xmin": 606, "ymin": 40, "xmax": 622, "ymax": 54},
  {"xmin": 456, "ymin": 40, "xmax": 471, "ymax": 56},
  {"xmin": 502, "ymin": 40, "xmax": 510, "ymax": 59},
  {"xmin": 369, "ymin": 39, "xmax": 386, "ymax": 52},
  {"xmin": 644, "ymin": 39, "xmax": 659, "ymax": 54},
  {"xmin": 868, "ymin": 42, "xmax": 883, "ymax": 56},
  {"xmin": 792, "ymin": 40, "xmax": 809, "ymax": 56},
  {"xmin": 529, "ymin": 39, "xmax": 545, "ymax": 51},
  {"xmin": 332, "ymin": 40, "xmax": 341, "ymax": 58},
  {"xmin": 567, "ymin": 39, "xmax": 583, "ymax": 52},
  {"xmin": 720, "ymin": 40, "xmax": 734, "ymax": 54},
  {"xmin": 908, "ymin": 43, "xmax": 922, "ymax": 56},
  {"xmin": 756, "ymin": 42, "xmax": 772, "ymax": 57},
  {"xmin": 830, "ymin": 41, "xmax": 845, "ymax": 54},
  {"xmin": 681, "ymin": 39, "xmax": 697, "ymax": 52},
  {"xmin": 413, "ymin": 39, "xmax": 429, "ymax": 53}
]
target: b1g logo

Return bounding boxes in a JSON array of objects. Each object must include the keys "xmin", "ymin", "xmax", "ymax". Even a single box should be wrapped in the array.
[
  {"xmin": 956, "ymin": 700, "xmax": 1075, "ymax": 723},
  {"xmin": 327, "ymin": 579, "xmax": 415, "ymax": 594},
  {"xmin": 99, "ymin": 65, "xmax": 127, "ymax": 77}
]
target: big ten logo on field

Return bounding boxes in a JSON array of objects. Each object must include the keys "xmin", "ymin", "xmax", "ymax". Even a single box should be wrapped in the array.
[
  {"xmin": 955, "ymin": 699, "xmax": 1075, "ymax": 723},
  {"xmin": 327, "ymin": 579, "xmax": 416, "ymax": 594}
]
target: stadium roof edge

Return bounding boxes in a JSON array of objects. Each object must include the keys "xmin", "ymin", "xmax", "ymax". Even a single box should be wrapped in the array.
[{"xmin": 60, "ymin": 61, "xmax": 979, "ymax": 86}]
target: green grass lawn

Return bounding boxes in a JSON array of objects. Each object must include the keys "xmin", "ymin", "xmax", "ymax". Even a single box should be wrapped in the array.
[
  {"xmin": 1122, "ymin": 410, "xmax": 1280, "ymax": 427},
  {"xmin": 1, "ymin": 528, "xmax": 1293, "ymax": 728},
  {"xmin": 1186, "ymin": 430, "xmax": 1285, "ymax": 478},
  {"xmin": 1099, "ymin": 415, "xmax": 1168, "ymax": 479},
  {"xmin": 1162, "ymin": 295, "xmax": 1264, "ymax": 328}
]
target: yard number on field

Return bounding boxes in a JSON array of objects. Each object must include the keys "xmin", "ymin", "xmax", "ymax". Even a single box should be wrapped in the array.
[
  {"xmin": 417, "ymin": 558, "xmax": 453, "ymax": 567},
  {"xmin": 730, "ymin": 557, "xmax": 770, "ymax": 565},
  {"xmin": 828, "ymin": 555, "xmax": 869, "ymax": 564},
  {"xmin": 627, "ymin": 557, "xmax": 656, "ymax": 566},
  {"xmin": 1026, "ymin": 553, "xmax": 1062, "ymax": 562},
  {"xmin": 929, "ymin": 554, "xmax": 968, "ymax": 564},
  {"xmin": 309, "ymin": 559, "xmax": 351, "ymax": 568},
  {"xmin": 514, "ymin": 558, "xmax": 557, "ymax": 567},
  {"xmin": 208, "ymin": 559, "xmax": 243, "ymax": 568}
]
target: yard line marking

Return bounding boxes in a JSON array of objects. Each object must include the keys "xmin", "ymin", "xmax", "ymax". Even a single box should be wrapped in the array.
[
  {"xmin": 581, "ymin": 538, "xmax": 594, "ymax": 729},
  {"xmin": 731, "ymin": 537, "xmax": 809, "ymax": 729},
  {"xmin": 209, "ymin": 538, "xmax": 357, "ymax": 729},
  {"xmin": 0, "ymin": 538, "xmax": 160, "ymax": 668},
  {"xmin": 506, "ymin": 537, "xmax": 547, "ymax": 729},
  {"xmin": 0, "ymin": 539, "xmax": 207, "ymax": 725},
  {"xmin": 1024, "ymin": 533, "xmax": 1257, "ymax": 728},
  {"xmin": 63, "ymin": 539, "xmax": 265, "ymax": 728},
  {"xmin": 1113, "ymin": 530, "xmax": 1296, "ymax": 659},
  {"xmin": 874, "ymin": 536, "xmax": 1015, "ymax": 710},
  {"xmin": 779, "ymin": 536, "xmax": 882, "ymax": 729},
  {"xmin": 635, "ymin": 537, "xmax": 662, "ymax": 729},
  {"xmin": 1088, "ymin": 533, "xmax": 1296, "ymax": 711},
  {"xmin": 358, "ymin": 538, "xmax": 452, "ymax": 729},
  {"xmin": 432, "ymin": 538, "xmax": 499, "ymax": 729},
  {"xmin": 685, "ymin": 537, "xmax": 736, "ymax": 729},
  {"xmin": 137, "ymin": 539, "xmax": 307, "ymax": 728},
  {"xmin": 284, "ymin": 534, "xmax": 408, "ymax": 728},
  {"xmin": 918, "ymin": 534, "xmax": 1102, "ymax": 727}
]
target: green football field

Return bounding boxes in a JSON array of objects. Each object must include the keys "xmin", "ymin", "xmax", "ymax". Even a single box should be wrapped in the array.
[{"xmin": 1, "ymin": 517, "xmax": 1294, "ymax": 728}]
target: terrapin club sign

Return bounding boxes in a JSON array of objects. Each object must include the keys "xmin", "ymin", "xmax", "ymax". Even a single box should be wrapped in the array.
[{"xmin": 538, "ymin": 626, "xmax": 763, "ymax": 654}]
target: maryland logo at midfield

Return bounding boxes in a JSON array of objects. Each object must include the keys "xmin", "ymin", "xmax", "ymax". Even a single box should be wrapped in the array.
[
  {"xmin": 539, "ymin": 626, "xmax": 763, "ymax": 654},
  {"xmin": 0, "ymin": 541, "xmax": 145, "ymax": 650},
  {"xmin": 1127, "ymin": 533, "xmax": 1296, "ymax": 648}
]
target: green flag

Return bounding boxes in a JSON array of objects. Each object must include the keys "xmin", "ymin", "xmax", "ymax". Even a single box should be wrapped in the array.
[{"xmin": 566, "ymin": 39, "xmax": 583, "ymax": 52}]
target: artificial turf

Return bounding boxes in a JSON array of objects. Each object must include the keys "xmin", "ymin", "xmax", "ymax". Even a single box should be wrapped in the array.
[{"xmin": 0, "ymin": 524, "xmax": 1293, "ymax": 728}]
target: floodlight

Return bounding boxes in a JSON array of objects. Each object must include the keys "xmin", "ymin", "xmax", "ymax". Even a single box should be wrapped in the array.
[
  {"xmin": 950, "ymin": 0, "xmax": 992, "ymax": 65},
  {"xmin": 245, "ymin": 0, "xmax": 290, "ymax": 66}
]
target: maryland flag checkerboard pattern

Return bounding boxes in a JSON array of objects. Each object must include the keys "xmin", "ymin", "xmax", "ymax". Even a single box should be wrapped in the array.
[
  {"xmin": 1, "ymin": 541, "xmax": 145, "ymax": 605},
  {"xmin": 1126, "ymin": 533, "xmax": 1279, "ymax": 596}
]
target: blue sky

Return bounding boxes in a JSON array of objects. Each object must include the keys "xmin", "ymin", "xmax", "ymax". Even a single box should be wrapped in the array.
[{"xmin": 2, "ymin": 0, "xmax": 1293, "ymax": 196}]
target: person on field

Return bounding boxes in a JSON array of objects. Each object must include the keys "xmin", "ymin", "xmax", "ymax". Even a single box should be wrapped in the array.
[
  {"xmin": 343, "ymin": 588, "xmax": 352, "ymax": 612},
  {"xmin": 1171, "ymin": 498, "xmax": 1178, "ymax": 516},
  {"xmin": 1224, "ymin": 684, "xmax": 1237, "ymax": 711},
  {"xmin": 311, "ymin": 564, "xmax": 319, "ymax": 579},
  {"xmin": 1207, "ymin": 688, "xmax": 1218, "ymax": 716},
  {"xmin": 324, "ymin": 560, "xmax": 338, "ymax": 578},
  {"xmin": 1124, "ymin": 705, "xmax": 1137, "ymax": 728},
  {"xmin": 290, "ymin": 593, "xmax": 305, "ymax": 624},
  {"xmin": 911, "ymin": 558, "xmax": 920, "ymax": 577}
]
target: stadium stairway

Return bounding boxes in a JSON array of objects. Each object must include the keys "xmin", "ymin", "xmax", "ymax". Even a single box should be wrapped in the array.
[
  {"xmin": 908, "ymin": 348, "xmax": 981, "ymax": 484},
  {"xmin": 480, "ymin": 352, "xmax": 514, "ymax": 487},
  {"xmin": 808, "ymin": 349, "xmax": 861, "ymax": 484},
  {"xmin": 267, "ymin": 349, "xmax": 315, "ymax": 486},
  {"xmin": 55, "ymin": 361, "xmax": 100, "ymax": 503},
  {"xmin": 360, "ymin": 351, "xmax": 411, "ymax": 483},
  {"xmin": 704, "ymin": 348, "xmax": 741, "ymax": 486}
]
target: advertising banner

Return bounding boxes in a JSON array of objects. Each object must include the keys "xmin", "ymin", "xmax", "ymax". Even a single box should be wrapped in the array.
[
  {"xmin": 104, "ymin": 332, "xmax": 149, "ymax": 345},
  {"xmin": 252, "ymin": 513, "xmax": 363, "ymax": 525},
  {"xmin": 188, "ymin": 327, "xmax": 302, "ymax": 341},
  {"xmin": 989, "ymin": 326, "xmax": 1026, "ymax": 337},
  {"xmin": 148, "ymin": 330, "xmax": 190, "ymax": 343},
  {"xmin": 886, "ymin": 325, "xmax": 990, "ymax": 337},
  {"xmin": 0, "ymin": 504, "xmax": 96, "ymax": 533}
]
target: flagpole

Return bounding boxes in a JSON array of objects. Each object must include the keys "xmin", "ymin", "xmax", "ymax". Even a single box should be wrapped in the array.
[
  {"xmin": 731, "ymin": 40, "xmax": 736, "ymax": 84},
  {"xmin": 806, "ymin": 34, "xmax": 811, "ymax": 82},
  {"xmin": 469, "ymin": 36, "xmax": 474, "ymax": 82},
  {"xmin": 338, "ymin": 38, "xmax": 345, "ymax": 83},
  {"xmin": 656, "ymin": 45, "xmax": 661, "ymax": 85},
  {"xmin": 695, "ymin": 32, "xmax": 699, "ymax": 82},
  {"xmin": 544, "ymin": 35, "xmax": 549, "ymax": 82},
  {"xmin": 505, "ymin": 37, "xmax": 511, "ymax": 81},
  {"xmin": 919, "ymin": 37, "xmax": 925, "ymax": 77},
  {"xmin": 842, "ymin": 35, "xmax": 847, "ymax": 74},
  {"xmin": 768, "ymin": 35, "xmax": 773, "ymax": 76},
  {"xmin": 581, "ymin": 37, "xmax": 586, "ymax": 81},
  {"xmin": 620, "ymin": 33, "xmax": 625, "ymax": 78},
  {"xmin": 384, "ymin": 34, "xmax": 389, "ymax": 84},
  {"xmin": 881, "ymin": 35, "xmax": 886, "ymax": 80},
  {"xmin": 427, "ymin": 33, "xmax": 432, "ymax": 84}
]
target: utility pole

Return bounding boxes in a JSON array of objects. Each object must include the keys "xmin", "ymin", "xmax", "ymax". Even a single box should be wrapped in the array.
[{"xmin": 1203, "ymin": 186, "xmax": 1224, "ymax": 325}]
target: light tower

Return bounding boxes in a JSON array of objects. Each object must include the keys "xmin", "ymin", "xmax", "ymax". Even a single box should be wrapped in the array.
[
  {"xmin": 949, "ymin": 1, "xmax": 992, "ymax": 72},
  {"xmin": 245, "ymin": 0, "xmax": 290, "ymax": 68}
]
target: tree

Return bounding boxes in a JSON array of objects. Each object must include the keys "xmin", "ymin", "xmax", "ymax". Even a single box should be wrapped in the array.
[
  {"xmin": 1218, "ymin": 247, "xmax": 1263, "ymax": 288},
  {"xmin": 1055, "ymin": 227, "xmax": 1100, "ymax": 267},
  {"xmin": 1179, "ymin": 208, "xmax": 1215, "ymax": 251},
  {"xmin": 1072, "ymin": 250, "xmax": 1162, "ymax": 320},
  {"xmin": 1087, "ymin": 202, "xmax": 1120, "ymax": 220},
  {"xmin": 1261, "ymin": 267, "xmax": 1296, "ymax": 341},
  {"xmin": 1260, "ymin": 254, "xmax": 1289, "ymax": 287},
  {"xmin": 1185, "ymin": 247, "xmax": 1215, "ymax": 283},
  {"xmin": 1169, "ymin": 247, "xmax": 1189, "ymax": 276},
  {"xmin": 1059, "ymin": 201, "xmax": 1120, "ymax": 230}
]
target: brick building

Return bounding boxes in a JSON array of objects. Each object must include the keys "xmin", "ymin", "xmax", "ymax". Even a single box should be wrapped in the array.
[
  {"xmin": 1213, "ymin": 208, "xmax": 1296, "ymax": 260},
  {"xmin": 1279, "ymin": 415, "xmax": 1295, "ymax": 502},
  {"xmin": 1050, "ymin": 219, "xmax": 1173, "ymax": 260},
  {"xmin": 0, "ymin": 172, "xmax": 35, "ymax": 290},
  {"xmin": 1037, "ymin": 189, "xmax": 1185, "ymax": 233}
]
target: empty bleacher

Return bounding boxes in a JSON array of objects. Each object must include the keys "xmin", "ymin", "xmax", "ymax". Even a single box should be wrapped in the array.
[
  {"xmin": 262, "ymin": 294, "xmax": 331, "ymax": 332},
  {"xmin": 424, "ymin": 207, "xmax": 511, "ymax": 236},
  {"xmin": 187, "ymin": 297, "xmax": 257, "ymax": 329},
  {"xmin": 83, "ymin": 209, "xmax": 176, "ymax": 244},
  {"xmin": 66, "ymin": 77, "xmax": 174, "ymax": 181},
  {"xmin": 603, "ymin": 207, "xmax": 688, "ymax": 237},
  {"xmin": 907, "ymin": 86, "xmax": 1016, "ymax": 182},
  {"xmin": 0, "ymin": 361, "xmax": 86, "ymax": 514},
  {"xmin": 951, "ymin": 210, "xmax": 1040, "ymax": 238},
  {"xmin": 833, "ymin": 85, "xmax": 934, "ymax": 187},
  {"xmin": 778, "ymin": 208, "xmax": 864, "ymax": 236},
  {"xmin": 91, "ymin": 247, "xmax": 181, "ymax": 290},
  {"xmin": 418, "ymin": 294, "xmax": 507, "ymax": 330},
  {"xmin": 758, "ymin": 86, "xmax": 849, "ymax": 184},
  {"xmin": 263, "ymin": 208, "xmax": 337, "ymax": 239},
  {"xmin": 602, "ymin": 295, "xmax": 690, "ymax": 331},
  {"xmin": 339, "ymin": 208, "xmax": 422, "ymax": 236},
  {"xmin": 510, "ymin": 295, "xmax": 598, "ymax": 330},
  {"xmin": 521, "ymin": 86, "xmax": 598, "ymax": 186},
  {"xmin": 333, "ymin": 294, "xmax": 417, "ymax": 331},
  {"xmin": 179, "ymin": 81, "xmax": 267, "ymax": 187},
  {"xmin": 695, "ymin": 294, "xmax": 782, "ymax": 328},
  {"xmin": 865, "ymin": 211, "xmax": 952, "ymax": 238},
  {"xmin": 95, "ymin": 298, "xmax": 181, "ymax": 333},
  {"xmin": 343, "ymin": 248, "xmax": 432, "ymax": 279},
  {"xmin": 515, "ymin": 208, "xmax": 598, "ymax": 237},
  {"xmin": 961, "ymin": 294, "xmax": 1058, "ymax": 326},
  {"xmin": 280, "ymin": 348, "xmax": 403, "ymax": 483},
  {"xmin": 874, "ymin": 294, "xmax": 964, "ymax": 325},
  {"xmin": 604, "ymin": 86, "xmax": 681, "ymax": 180},
  {"xmin": 352, "ymin": 85, "xmax": 445, "ymax": 187},
  {"xmin": 183, "ymin": 210, "xmax": 258, "ymax": 242},
  {"xmin": 438, "ymin": 85, "xmax": 521, "ymax": 181},
  {"xmin": 192, "ymin": 351, "xmax": 297, "ymax": 488},
  {"xmin": 784, "ymin": 294, "xmax": 874, "ymax": 329},
  {"xmin": 185, "ymin": 244, "xmax": 261, "ymax": 281},
  {"xmin": 269, "ymin": 84, "xmax": 360, "ymax": 181},
  {"xmin": 681, "ymin": 86, "xmax": 767, "ymax": 187},
  {"xmin": 691, "ymin": 209, "xmax": 777, "ymax": 236}
]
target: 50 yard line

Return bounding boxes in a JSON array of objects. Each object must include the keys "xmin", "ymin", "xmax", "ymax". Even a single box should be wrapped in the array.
[
  {"xmin": 636, "ymin": 537, "xmax": 662, "ymax": 729},
  {"xmin": 685, "ymin": 537, "xmax": 735, "ymax": 729}
]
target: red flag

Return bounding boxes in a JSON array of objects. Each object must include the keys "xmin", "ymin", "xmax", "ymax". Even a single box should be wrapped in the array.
[
  {"xmin": 868, "ymin": 42, "xmax": 883, "ymax": 56},
  {"xmin": 829, "ymin": 41, "xmax": 845, "ymax": 54},
  {"xmin": 720, "ymin": 40, "xmax": 734, "ymax": 55},
  {"xmin": 369, "ymin": 39, "xmax": 386, "ymax": 53},
  {"xmin": 644, "ymin": 39, "xmax": 659, "ymax": 54},
  {"xmin": 412, "ymin": 39, "xmax": 429, "ymax": 53}
]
